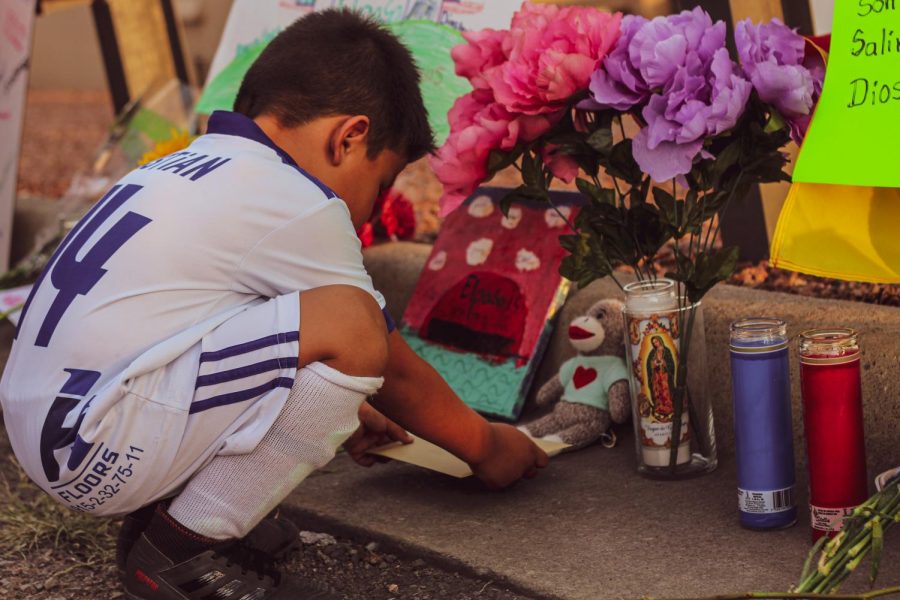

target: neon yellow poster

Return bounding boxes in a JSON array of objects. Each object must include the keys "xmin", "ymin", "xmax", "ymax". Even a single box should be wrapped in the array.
[{"xmin": 793, "ymin": 1, "xmax": 900, "ymax": 187}]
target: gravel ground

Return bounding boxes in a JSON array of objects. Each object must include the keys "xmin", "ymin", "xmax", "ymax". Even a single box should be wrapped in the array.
[
  {"xmin": 0, "ymin": 527, "xmax": 535, "ymax": 600},
  {"xmin": 0, "ymin": 426, "xmax": 535, "ymax": 600}
]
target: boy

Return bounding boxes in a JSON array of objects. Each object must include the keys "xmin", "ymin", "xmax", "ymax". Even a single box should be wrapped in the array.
[{"xmin": 0, "ymin": 9, "xmax": 548, "ymax": 600}]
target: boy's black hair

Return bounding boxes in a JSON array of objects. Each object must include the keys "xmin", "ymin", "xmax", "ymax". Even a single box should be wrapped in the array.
[{"xmin": 234, "ymin": 9, "xmax": 434, "ymax": 161}]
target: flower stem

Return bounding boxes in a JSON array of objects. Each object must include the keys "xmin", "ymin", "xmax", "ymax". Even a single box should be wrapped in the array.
[
  {"xmin": 546, "ymin": 169, "xmax": 626, "ymax": 292},
  {"xmin": 704, "ymin": 172, "xmax": 744, "ymax": 252},
  {"xmin": 668, "ymin": 301, "xmax": 696, "ymax": 471},
  {"xmin": 795, "ymin": 486, "xmax": 900, "ymax": 593}
]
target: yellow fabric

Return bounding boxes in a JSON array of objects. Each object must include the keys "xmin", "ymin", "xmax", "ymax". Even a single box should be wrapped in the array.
[{"xmin": 770, "ymin": 182, "xmax": 900, "ymax": 284}]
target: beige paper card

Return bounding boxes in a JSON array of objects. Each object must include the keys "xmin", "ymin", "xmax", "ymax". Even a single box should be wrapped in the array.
[{"xmin": 368, "ymin": 435, "xmax": 570, "ymax": 478}]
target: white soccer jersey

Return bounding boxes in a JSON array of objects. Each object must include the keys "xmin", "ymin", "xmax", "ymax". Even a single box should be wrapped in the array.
[{"xmin": 0, "ymin": 111, "xmax": 390, "ymax": 514}]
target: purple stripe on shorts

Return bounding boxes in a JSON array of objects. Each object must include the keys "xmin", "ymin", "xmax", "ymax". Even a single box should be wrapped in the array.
[
  {"xmin": 189, "ymin": 377, "xmax": 295, "ymax": 414},
  {"xmin": 199, "ymin": 331, "xmax": 299, "ymax": 364},
  {"xmin": 195, "ymin": 357, "xmax": 296, "ymax": 388}
]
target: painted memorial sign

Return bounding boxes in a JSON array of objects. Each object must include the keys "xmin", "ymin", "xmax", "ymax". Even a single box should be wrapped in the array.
[
  {"xmin": 197, "ymin": 0, "xmax": 520, "ymax": 145},
  {"xmin": 793, "ymin": 0, "xmax": 900, "ymax": 187},
  {"xmin": 400, "ymin": 188, "xmax": 580, "ymax": 419}
]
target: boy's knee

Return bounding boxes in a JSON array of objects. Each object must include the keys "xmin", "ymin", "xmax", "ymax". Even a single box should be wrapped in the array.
[{"xmin": 300, "ymin": 285, "xmax": 390, "ymax": 377}]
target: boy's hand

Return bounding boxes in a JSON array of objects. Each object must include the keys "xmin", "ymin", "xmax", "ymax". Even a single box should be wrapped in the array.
[
  {"xmin": 344, "ymin": 401, "xmax": 413, "ymax": 467},
  {"xmin": 469, "ymin": 424, "xmax": 549, "ymax": 490}
]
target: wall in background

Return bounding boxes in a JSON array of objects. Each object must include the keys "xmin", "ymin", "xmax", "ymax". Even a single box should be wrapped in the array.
[
  {"xmin": 809, "ymin": 0, "xmax": 832, "ymax": 34},
  {"xmin": 29, "ymin": 1, "xmax": 106, "ymax": 89}
]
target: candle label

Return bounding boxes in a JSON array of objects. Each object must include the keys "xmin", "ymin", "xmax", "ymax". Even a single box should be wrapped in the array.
[
  {"xmin": 738, "ymin": 486, "xmax": 796, "ymax": 514},
  {"xmin": 810, "ymin": 505, "xmax": 857, "ymax": 532},
  {"xmin": 626, "ymin": 310, "xmax": 691, "ymax": 458}
]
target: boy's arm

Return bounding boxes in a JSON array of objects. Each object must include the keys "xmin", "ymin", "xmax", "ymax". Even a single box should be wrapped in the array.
[{"xmin": 369, "ymin": 330, "xmax": 549, "ymax": 489}]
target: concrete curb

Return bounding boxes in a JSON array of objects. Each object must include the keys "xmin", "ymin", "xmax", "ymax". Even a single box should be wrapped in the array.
[{"xmin": 364, "ymin": 241, "xmax": 899, "ymax": 476}]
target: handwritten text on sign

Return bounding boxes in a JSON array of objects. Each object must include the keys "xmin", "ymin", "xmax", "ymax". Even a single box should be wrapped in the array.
[
  {"xmin": 793, "ymin": 0, "xmax": 900, "ymax": 187},
  {"xmin": 849, "ymin": 1, "xmax": 900, "ymax": 107}
]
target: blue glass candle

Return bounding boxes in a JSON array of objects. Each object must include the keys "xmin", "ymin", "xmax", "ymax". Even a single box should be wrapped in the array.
[{"xmin": 730, "ymin": 318, "xmax": 797, "ymax": 530}]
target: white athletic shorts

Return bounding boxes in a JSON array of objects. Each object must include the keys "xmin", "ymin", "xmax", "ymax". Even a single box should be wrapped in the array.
[{"xmin": 48, "ymin": 292, "xmax": 300, "ymax": 517}]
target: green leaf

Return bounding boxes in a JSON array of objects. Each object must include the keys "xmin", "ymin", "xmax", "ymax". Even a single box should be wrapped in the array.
[
  {"xmin": 597, "ymin": 188, "xmax": 616, "ymax": 206},
  {"xmin": 665, "ymin": 248, "xmax": 694, "ymax": 284},
  {"xmin": 682, "ymin": 190, "xmax": 702, "ymax": 235},
  {"xmin": 607, "ymin": 139, "xmax": 643, "ymax": 185},
  {"xmin": 520, "ymin": 150, "xmax": 542, "ymax": 189},
  {"xmin": 576, "ymin": 177, "xmax": 600, "ymax": 199},
  {"xmin": 558, "ymin": 233, "xmax": 580, "ymax": 253},
  {"xmin": 498, "ymin": 184, "xmax": 548, "ymax": 215},
  {"xmin": 764, "ymin": 109, "xmax": 787, "ymax": 133},
  {"xmin": 558, "ymin": 231, "xmax": 613, "ymax": 288},
  {"xmin": 576, "ymin": 178, "xmax": 615, "ymax": 206},
  {"xmin": 629, "ymin": 202, "xmax": 670, "ymax": 262},
  {"xmin": 652, "ymin": 186, "xmax": 678, "ymax": 232},
  {"xmin": 710, "ymin": 141, "xmax": 741, "ymax": 186},
  {"xmin": 499, "ymin": 189, "xmax": 518, "ymax": 217},
  {"xmin": 586, "ymin": 127, "xmax": 613, "ymax": 155},
  {"xmin": 686, "ymin": 246, "xmax": 740, "ymax": 303},
  {"xmin": 630, "ymin": 176, "xmax": 651, "ymax": 205},
  {"xmin": 486, "ymin": 147, "xmax": 523, "ymax": 175}
]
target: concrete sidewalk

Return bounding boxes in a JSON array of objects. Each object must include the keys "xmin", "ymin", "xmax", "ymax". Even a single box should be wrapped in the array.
[{"xmin": 282, "ymin": 434, "xmax": 899, "ymax": 600}]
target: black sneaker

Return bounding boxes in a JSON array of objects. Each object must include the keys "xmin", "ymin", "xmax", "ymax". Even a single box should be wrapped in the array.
[
  {"xmin": 123, "ymin": 533, "xmax": 336, "ymax": 599},
  {"xmin": 117, "ymin": 506, "xmax": 301, "ymax": 575}
]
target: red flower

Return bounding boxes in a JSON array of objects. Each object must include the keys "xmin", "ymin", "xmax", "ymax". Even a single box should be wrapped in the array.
[
  {"xmin": 357, "ymin": 222, "xmax": 375, "ymax": 248},
  {"xmin": 380, "ymin": 189, "xmax": 416, "ymax": 240},
  {"xmin": 358, "ymin": 188, "xmax": 417, "ymax": 246}
]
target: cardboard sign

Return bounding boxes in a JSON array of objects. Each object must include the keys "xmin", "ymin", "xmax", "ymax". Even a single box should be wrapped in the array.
[
  {"xmin": 793, "ymin": 1, "xmax": 900, "ymax": 187},
  {"xmin": 369, "ymin": 434, "xmax": 569, "ymax": 478},
  {"xmin": 0, "ymin": 0, "xmax": 37, "ymax": 271},
  {"xmin": 197, "ymin": 1, "xmax": 471, "ymax": 144}
]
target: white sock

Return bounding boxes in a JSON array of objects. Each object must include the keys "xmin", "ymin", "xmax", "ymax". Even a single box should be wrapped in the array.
[{"xmin": 168, "ymin": 362, "xmax": 382, "ymax": 540}]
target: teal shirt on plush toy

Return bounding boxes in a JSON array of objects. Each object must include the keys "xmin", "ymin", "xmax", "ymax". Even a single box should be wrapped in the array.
[{"xmin": 558, "ymin": 355, "xmax": 630, "ymax": 411}]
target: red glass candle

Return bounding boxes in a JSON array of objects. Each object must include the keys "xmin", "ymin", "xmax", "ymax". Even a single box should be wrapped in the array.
[{"xmin": 799, "ymin": 329, "xmax": 868, "ymax": 541}]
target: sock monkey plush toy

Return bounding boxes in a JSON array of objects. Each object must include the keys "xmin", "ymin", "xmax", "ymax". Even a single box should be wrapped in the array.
[{"xmin": 520, "ymin": 299, "xmax": 631, "ymax": 449}]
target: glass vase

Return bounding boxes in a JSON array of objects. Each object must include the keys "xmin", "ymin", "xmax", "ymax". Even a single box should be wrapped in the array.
[{"xmin": 622, "ymin": 279, "xmax": 718, "ymax": 479}]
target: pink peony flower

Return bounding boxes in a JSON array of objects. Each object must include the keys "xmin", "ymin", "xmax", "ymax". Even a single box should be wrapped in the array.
[
  {"xmin": 433, "ymin": 91, "xmax": 559, "ymax": 216},
  {"xmin": 431, "ymin": 92, "xmax": 518, "ymax": 216},
  {"xmin": 541, "ymin": 144, "xmax": 579, "ymax": 183},
  {"xmin": 488, "ymin": 3, "xmax": 622, "ymax": 115},
  {"xmin": 434, "ymin": 3, "xmax": 624, "ymax": 214},
  {"xmin": 452, "ymin": 28, "xmax": 509, "ymax": 90}
]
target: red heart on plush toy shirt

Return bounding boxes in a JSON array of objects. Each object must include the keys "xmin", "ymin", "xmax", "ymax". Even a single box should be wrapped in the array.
[{"xmin": 573, "ymin": 366, "xmax": 598, "ymax": 390}]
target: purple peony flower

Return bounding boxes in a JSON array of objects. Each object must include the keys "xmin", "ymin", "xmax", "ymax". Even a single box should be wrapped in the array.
[
  {"xmin": 735, "ymin": 18, "xmax": 823, "ymax": 142},
  {"xmin": 582, "ymin": 14, "xmax": 649, "ymax": 110},
  {"xmin": 588, "ymin": 7, "xmax": 751, "ymax": 181}
]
